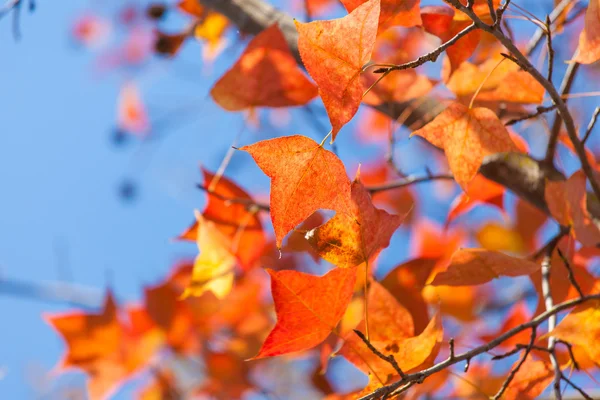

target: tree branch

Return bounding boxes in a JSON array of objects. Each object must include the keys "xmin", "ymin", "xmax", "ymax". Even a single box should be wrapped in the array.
[{"xmin": 358, "ymin": 293, "xmax": 600, "ymax": 400}]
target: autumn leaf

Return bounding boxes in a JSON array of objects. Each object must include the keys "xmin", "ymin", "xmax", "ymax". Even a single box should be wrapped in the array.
[
  {"xmin": 446, "ymin": 54, "xmax": 545, "ymax": 104},
  {"xmin": 503, "ymin": 358, "xmax": 554, "ymax": 400},
  {"xmin": 381, "ymin": 258, "xmax": 436, "ymax": 334},
  {"xmin": 340, "ymin": 0, "xmax": 421, "ymax": 33},
  {"xmin": 421, "ymin": 6, "xmax": 482, "ymax": 72},
  {"xmin": 295, "ymin": 0, "xmax": 380, "ymax": 140},
  {"xmin": 306, "ymin": 176, "xmax": 407, "ymax": 268},
  {"xmin": 178, "ymin": 168, "xmax": 266, "ymax": 270},
  {"xmin": 211, "ymin": 24, "xmax": 317, "ymax": 111},
  {"xmin": 549, "ymin": 299, "xmax": 600, "ymax": 365},
  {"xmin": 573, "ymin": 0, "xmax": 600, "ymax": 64},
  {"xmin": 253, "ymin": 267, "xmax": 357, "ymax": 358},
  {"xmin": 447, "ymin": 174, "xmax": 505, "ymax": 223},
  {"xmin": 46, "ymin": 292, "xmax": 121, "ymax": 367},
  {"xmin": 411, "ymin": 102, "xmax": 519, "ymax": 191},
  {"xmin": 182, "ymin": 212, "xmax": 237, "ymax": 299},
  {"xmin": 241, "ymin": 135, "xmax": 352, "ymax": 247},
  {"xmin": 430, "ymin": 249, "xmax": 541, "ymax": 286},
  {"xmin": 46, "ymin": 293, "xmax": 162, "ymax": 400},
  {"xmin": 545, "ymin": 170, "xmax": 600, "ymax": 247},
  {"xmin": 338, "ymin": 282, "xmax": 415, "ymax": 372},
  {"xmin": 340, "ymin": 312, "xmax": 443, "ymax": 385}
]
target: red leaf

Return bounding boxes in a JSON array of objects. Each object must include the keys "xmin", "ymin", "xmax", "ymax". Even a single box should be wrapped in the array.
[
  {"xmin": 211, "ymin": 24, "xmax": 317, "ymax": 111},
  {"xmin": 253, "ymin": 267, "xmax": 357, "ymax": 358},
  {"xmin": 295, "ymin": 0, "xmax": 380, "ymax": 140}
]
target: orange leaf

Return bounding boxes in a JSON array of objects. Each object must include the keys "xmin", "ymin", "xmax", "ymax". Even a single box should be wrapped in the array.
[
  {"xmin": 211, "ymin": 24, "xmax": 317, "ymax": 111},
  {"xmin": 253, "ymin": 267, "xmax": 357, "ymax": 358},
  {"xmin": 354, "ymin": 281, "xmax": 414, "ymax": 341},
  {"xmin": 549, "ymin": 298, "xmax": 600, "ymax": 365},
  {"xmin": 295, "ymin": 0, "xmax": 380, "ymax": 140},
  {"xmin": 447, "ymin": 174, "xmax": 505, "ymax": 223},
  {"xmin": 411, "ymin": 102, "xmax": 519, "ymax": 191},
  {"xmin": 573, "ymin": 0, "xmax": 600, "ymax": 64},
  {"xmin": 340, "ymin": 0, "xmax": 421, "ymax": 33},
  {"xmin": 340, "ymin": 312, "xmax": 443, "ymax": 383},
  {"xmin": 503, "ymin": 358, "xmax": 554, "ymax": 400},
  {"xmin": 421, "ymin": 6, "xmax": 482, "ymax": 72},
  {"xmin": 545, "ymin": 170, "xmax": 600, "ymax": 247},
  {"xmin": 241, "ymin": 135, "xmax": 352, "ymax": 247},
  {"xmin": 203, "ymin": 169, "xmax": 266, "ymax": 269},
  {"xmin": 446, "ymin": 55, "xmax": 545, "ymax": 104},
  {"xmin": 46, "ymin": 293, "xmax": 121, "ymax": 368},
  {"xmin": 306, "ymin": 177, "xmax": 406, "ymax": 268},
  {"xmin": 430, "ymin": 249, "xmax": 541, "ymax": 286},
  {"xmin": 381, "ymin": 258, "xmax": 435, "ymax": 334}
]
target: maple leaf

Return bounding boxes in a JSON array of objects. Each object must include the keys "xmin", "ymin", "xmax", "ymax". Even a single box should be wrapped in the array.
[
  {"xmin": 211, "ymin": 24, "xmax": 317, "ymax": 111},
  {"xmin": 46, "ymin": 293, "xmax": 163, "ymax": 400},
  {"xmin": 340, "ymin": 312, "xmax": 443, "ymax": 385},
  {"xmin": 182, "ymin": 212, "xmax": 237, "ymax": 299},
  {"xmin": 447, "ymin": 174, "xmax": 505, "ymax": 224},
  {"xmin": 421, "ymin": 6, "xmax": 482, "ymax": 72},
  {"xmin": 306, "ymin": 176, "xmax": 407, "ymax": 268},
  {"xmin": 549, "ymin": 298, "xmax": 600, "ymax": 365},
  {"xmin": 178, "ymin": 169, "xmax": 266, "ymax": 270},
  {"xmin": 430, "ymin": 249, "xmax": 541, "ymax": 286},
  {"xmin": 545, "ymin": 170, "xmax": 600, "ymax": 247},
  {"xmin": 339, "ymin": 282, "xmax": 414, "ymax": 364},
  {"xmin": 241, "ymin": 135, "xmax": 352, "ymax": 247},
  {"xmin": 362, "ymin": 69, "xmax": 437, "ymax": 105},
  {"xmin": 340, "ymin": 0, "xmax": 421, "ymax": 33},
  {"xmin": 479, "ymin": 301, "xmax": 532, "ymax": 350},
  {"xmin": 446, "ymin": 54, "xmax": 545, "ymax": 104},
  {"xmin": 382, "ymin": 258, "xmax": 436, "ymax": 334},
  {"xmin": 411, "ymin": 102, "xmax": 519, "ymax": 191},
  {"xmin": 503, "ymin": 358, "xmax": 554, "ymax": 400},
  {"xmin": 253, "ymin": 267, "xmax": 357, "ymax": 358},
  {"xmin": 295, "ymin": 0, "xmax": 380, "ymax": 140},
  {"xmin": 573, "ymin": 0, "xmax": 600, "ymax": 64}
]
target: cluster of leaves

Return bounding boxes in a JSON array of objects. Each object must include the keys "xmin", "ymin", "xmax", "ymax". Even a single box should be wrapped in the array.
[{"xmin": 35, "ymin": 0, "xmax": 600, "ymax": 399}]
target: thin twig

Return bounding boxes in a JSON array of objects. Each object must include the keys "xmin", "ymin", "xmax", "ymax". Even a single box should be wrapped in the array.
[
  {"xmin": 561, "ymin": 373, "xmax": 593, "ymax": 400},
  {"xmin": 492, "ymin": 327, "xmax": 537, "ymax": 400},
  {"xmin": 556, "ymin": 248, "xmax": 585, "ymax": 298},
  {"xmin": 197, "ymin": 184, "xmax": 270, "ymax": 211},
  {"xmin": 545, "ymin": 15, "xmax": 554, "ymax": 81},
  {"xmin": 444, "ymin": 0, "xmax": 600, "ymax": 205},
  {"xmin": 353, "ymin": 329, "xmax": 406, "ymax": 379},
  {"xmin": 555, "ymin": 339, "xmax": 580, "ymax": 371},
  {"xmin": 545, "ymin": 50, "xmax": 580, "ymax": 165},
  {"xmin": 359, "ymin": 293, "xmax": 600, "ymax": 400},
  {"xmin": 373, "ymin": 23, "xmax": 477, "ymax": 74},
  {"xmin": 525, "ymin": 0, "xmax": 578, "ymax": 56},
  {"xmin": 582, "ymin": 106, "xmax": 600, "ymax": 145},
  {"xmin": 504, "ymin": 105, "xmax": 557, "ymax": 126},
  {"xmin": 367, "ymin": 174, "xmax": 454, "ymax": 193}
]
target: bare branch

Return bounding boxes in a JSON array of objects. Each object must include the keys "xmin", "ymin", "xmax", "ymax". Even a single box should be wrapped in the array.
[
  {"xmin": 582, "ymin": 106, "xmax": 600, "ymax": 146},
  {"xmin": 504, "ymin": 105, "xmax": 557, "ymax": 126},
  {"xmin": 353, "ymin": 329, "xmax": 406, "ymax": 379},
  {"xmin": 359, "ymin": 293, "xmax": 600, "ymax": 400},
  {"xmin": 367, "ymin": 174, "xmax": 454, "ymax": 194}
]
